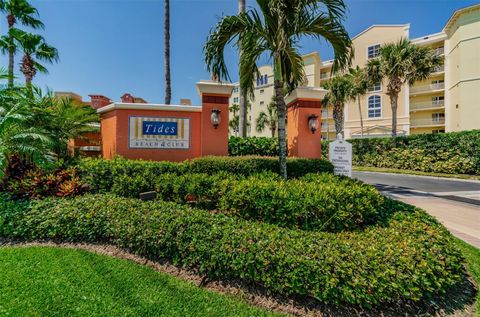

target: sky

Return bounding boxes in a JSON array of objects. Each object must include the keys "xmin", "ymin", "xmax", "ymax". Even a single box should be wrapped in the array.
[{"xmin": 6, "ymin": 0, "xmax": 479, "ymax": 105}]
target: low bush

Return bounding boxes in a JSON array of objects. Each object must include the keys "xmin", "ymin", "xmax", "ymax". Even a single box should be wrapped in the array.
[
  {"xmin": 1, "ymin": 194, "xmax": 463, "ymax": 306},
  {"xmin": 4, "ymin": 167, "xmax": 88, "ymax": 199},
  {"xmin": 79, "ymin": 156, "xmax": 334, "ymax": 195},
  {"xmin": 219, "ymin": 173, "xmax": 385, "ymax": 231},
  {"xmin": 228, "ymin": 137, "xmax": 278, "ymax": 156},
  {"xmin": 323, "ymin": 130, "xmax": 480, "ymax": 174}
]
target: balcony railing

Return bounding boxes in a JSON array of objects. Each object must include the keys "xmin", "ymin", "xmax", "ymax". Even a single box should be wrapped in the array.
[
  {"xmin": 321, "ymin": 124, "xmax": 336, "ymax": 132},
  {"xmin": 321, "ymin": 111, "xmax": 333, "ymax": 118},
  {"xmin": 433, "ymin": 65, "xmax": 445, "ymax": 73},
  {"xmin": 410, "ymin": 100, "xmax": 445, "ymax": 111},
  {"xmin": 411, "ymin": 118, "xmax": 445, "ymax": 127},
  {"xmin": 410, "ymin": 83, "xmax": 445, "ymax": 94},
  {"xmin": 434, "ymin": 47, "xmax": 445, "ymax": 56}
]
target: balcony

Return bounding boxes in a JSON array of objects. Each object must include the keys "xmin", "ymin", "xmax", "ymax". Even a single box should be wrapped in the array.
[
  {"xmin": 411, "ymin": 118, "xmax": 445, "ymax": 127},
  {"xmin": 410, "ymin": 100, "xmax": 445, "ymax": 111},
  {"xmin": 432, "ymin": 65, "xmax": 445, "ymax": 73},
  {"xmin": 321, "ymin": 111, "xmax": 333, "ymax": 118},
  {"xmin": 410, "ymin": 82, "xmax": 445, "ymax": 95},
  {"xmin": 434, "ymin": 47, "xmax": 445, "ymax": 56},
  {"xmin": 321, "ymin": 124, "xmax": 336, "ymax": 132}
]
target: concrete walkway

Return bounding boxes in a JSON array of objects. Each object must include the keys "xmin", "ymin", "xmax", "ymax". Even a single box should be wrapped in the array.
[{"xmin": 354, "ymin": 171, "xmax": 480, "ymax": 248}]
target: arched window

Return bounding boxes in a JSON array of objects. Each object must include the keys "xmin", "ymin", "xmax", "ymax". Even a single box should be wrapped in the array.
[
  {"xmin": 368, "ymin": 95, "xmax": 381, "ymax": 118},
  {"xmin": 264, "ymin": 74, "xmax": 268, "ymax": 85}
]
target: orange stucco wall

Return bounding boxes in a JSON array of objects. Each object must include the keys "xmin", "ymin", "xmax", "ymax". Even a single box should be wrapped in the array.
[
  {"xmin": 99, "ymin": 93, "xmax": 230, "ymax": 162},
  {"xmin": 287, "ymin": 99, "xmax": 322, "ymax": 158},
  {"xmin": 201, "ymin": 94, "xmax": 230, "ymax": 156}
]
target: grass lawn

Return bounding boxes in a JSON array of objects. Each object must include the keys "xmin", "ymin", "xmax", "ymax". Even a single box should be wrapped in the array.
[
  {"xmin": 455, "ymin": 238, "xmax": 480, "ymax": 316},
  {"xmin": 353, "ymin": 166, "xmax": 480, "ymax": 181},
  {"xmin": 0, "ymin": 246, "xmax": 280, "ymax": 317}
]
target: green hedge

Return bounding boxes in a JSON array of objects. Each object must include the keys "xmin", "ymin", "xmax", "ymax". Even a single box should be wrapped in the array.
[
  {"xmin": 0, "ymin": 194, "xmax": 464, "ymax": 306},
  {"xmin": 79, "ymin": 156, "xmax": 334, "ymax": 195},
  {"xmin": 229, "ymin": 137, "xmax": 278, "ymax": 156},
  {"xmin": 323, "ymin": 130, "xmax": 480, "ymax": 174}
]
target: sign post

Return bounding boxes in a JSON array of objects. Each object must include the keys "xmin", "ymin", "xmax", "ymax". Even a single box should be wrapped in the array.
[{"xmin": 328, "ymin": 134, "xmax": 352, "ymax": 177}]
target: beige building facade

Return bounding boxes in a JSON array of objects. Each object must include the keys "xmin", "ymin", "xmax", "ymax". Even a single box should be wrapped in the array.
[{"xmin": 230, "ymin": 4, "xmax": 480, "ymax": 140}]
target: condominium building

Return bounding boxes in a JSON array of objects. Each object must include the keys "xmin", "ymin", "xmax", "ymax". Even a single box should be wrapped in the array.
[
  {"xmin": 229, "ymin": 52, "xmax": 321, "ymax": 137},
  {"xmin": 230, "ymin": 4, "xmax": 480, "ymax": 139}
]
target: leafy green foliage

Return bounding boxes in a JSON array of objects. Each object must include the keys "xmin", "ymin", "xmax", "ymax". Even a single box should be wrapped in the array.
[
  {"xmin": 79, "ymin": 156, "xmax": 334, "ymax": 195},
  {"xmin": 324, "ymin": 130, "xmax": 480, "ymax": 174},
  {"xmin": 229, "ymin": 137, "xmax": 278, "ymax": 156},
  {"xmin": 0, "ymin": 194, "xmax": 464, "ymax": 306}
]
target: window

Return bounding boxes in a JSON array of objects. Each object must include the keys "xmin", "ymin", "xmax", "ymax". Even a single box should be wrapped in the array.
[
  {"xmin": 233, "ymin": 87, "xmax": 239, "ymax": 93},
  {"xmin": 432, "ymin": 113, "xmax": 445, "ymax": 122},
  {"xmin": 432, "ymin": 96, "xmax": 445, "ymax": 105},
  {"xmin": 233, "ymin": 97, "xmax": 239, "ymax": 103},
  {"xmin": 264, "ymin": 74, "xmax": 268, "ymax": 85},
  {"xmin": 368, "ymin": 95, "xmax": 381, "ymax": 118},
  {"xmin": 260, "ymin": 101, "xmax": 265, "ymax": 106},
  {"xmin": 367, "ymin": 44, "xmax": 380, "ymax": 59},
  {"xmin": 259, "ymin": 89, "xmax": 264, "ymax": 94},
  {"xmin": 432, "ymin": 129, "xmax": 445, "ymax": 134},
  {"xmin": 368, "ymin": 82, "xmax": 381, "ymax": 92},
  {"xmin": 256, "ymin": 77, "xmax": 260, "ymax": 86}
]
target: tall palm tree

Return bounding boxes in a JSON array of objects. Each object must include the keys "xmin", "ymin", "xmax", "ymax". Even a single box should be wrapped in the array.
[
  {"xmin": 347, "ymin": 66, "xmax": 368, "ymax": 137},
  {"xmin": 238, "ymin": 0, "xmax": 247, "ymax": 137},
  {"xmin": 0, "ymin": 0, "xmax": 44, "ymax": 87},
  {"xmin": 164, "ymin": 0, "xmax": 171, "ymax": 104},
  {"xmin": 367, "ymin": 38, "xmax": 443, "ymax": 137},
  {"xmin": 256, "ymin": 97, "xmax": 277, "ymax": 137},
  {"xmin": 205, "ymin": 0, "xmax": 352, "ymax": 178},
  {"xmin": 322, "ymin": 74, "xmax": 352, "ymax": 136},
  {"xmin": 11, "ymin": 30, "xmax": 58, "ymax": 92}
]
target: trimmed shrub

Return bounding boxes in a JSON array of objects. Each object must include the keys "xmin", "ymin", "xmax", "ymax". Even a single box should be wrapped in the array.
[
  {"xmin": 79, "ymin": 156, "xmax": 334, "ymax": 195},
  {"xmin": 188, "ymin": 156, "xmax": 333, "ymax": 178},
  {"xmin": 219, "ymin": 173, "xmax": 385, "ymax": 231},
  {"xmin": 0, "ymin": 194, "xmax": 29, "ymax": 237},
  {"xmin": 229, "ymin": 137, "xmax": 278, "ymax": 156},
  {"xmin": 2, "ymin": 194, "xmax": 463, "ymax": 306},
  {"xmin": 323, "ymin": 130, "xmax": 480, "ymax": 174}
]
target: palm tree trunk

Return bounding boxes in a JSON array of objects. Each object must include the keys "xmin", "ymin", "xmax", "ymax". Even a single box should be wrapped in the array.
[
  {"xmin": 333, "ymin": 103, "xmax": 344, "ymax": 137},
  {"xmin": 391, "ymin": 94, "xmax": 398, "ymax": 137},
  {"xmin": 274, "ymin": 79, "xmax": 287, "ymax": 179},
  {"xmin": 357, "ymin": 95, "xmax": 364, "ymax": 138},
  {"xmin": 7, "ymin": 18, "xmax": 14, "ymax": 88},
  {"xmin": 238, "ymin": 0, "xmax": 248, "ymax": 137},
  {"xmin": 25, "ymin": 75, "xmax": 33, "ymax": 96},
  {"xmin": 164, "ymin": 0, "xmax": 171, "ymax": 104}
]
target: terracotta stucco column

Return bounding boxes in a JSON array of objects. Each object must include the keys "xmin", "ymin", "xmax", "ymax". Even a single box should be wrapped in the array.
[
  {"xmin": 285, "ymin": 87, "xmax": 327, "ymax": 158},
  {"xmin": 196, "ymin": 80, "xmax": 234, "ymax": 156}
]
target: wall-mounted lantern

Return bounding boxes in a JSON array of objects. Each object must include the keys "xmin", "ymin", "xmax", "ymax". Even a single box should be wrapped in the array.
[
  {"xmin": 211, "ymin": 109, "xmax": 221, "ymax": 129},
  {"xmin": 308, "ymin": 114, "xmax": 319, "ymax": 134}
]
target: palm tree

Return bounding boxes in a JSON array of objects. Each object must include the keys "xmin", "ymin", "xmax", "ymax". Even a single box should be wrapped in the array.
[
  {"xmin": 229, "ymin": 103, "xmax": 240, "ymax": 135},
  {"xmin": 256, "ymin": 97, "xmax": 277, "ymax": 137},
  {"xmin": 204, "ymin": 0, "xmax": 352, "ymax": 178},
  {"xmin": 322, "ymin": 74, "xmax": 352, "ymax": 136},
  {"xmin": 347, "ymin": 66, "xmax": 368, "ymax": 137},
  {"xmin": 0, "ymin": 0, "xmax": 44, "ymax": 87},
  {"xmin": 0, "ymin": 85, "xmax": 53, "ymax": 180},
  {"xmin": 367, "ymin": 38, "xmax": 443, "ymax": 137},
  {"xmin": 11, "ymin": 30, "xmax": 58, "ymax": 92},
  {"xmin": 164, "ymin": 0, "xmax": 171, "ymax": 104},
  {"xmin": 29, "ymin": 92, "xmax": 99, "ymax": 158},
  {"xmin": 238, "ymin": 0, "xmax": 247, "ymax": 137}
]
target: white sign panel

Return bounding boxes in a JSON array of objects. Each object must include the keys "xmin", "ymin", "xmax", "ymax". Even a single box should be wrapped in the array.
[
  {"xmin": 329, "ymin": 139, "xmax": 352, "ymax": 177},
  {"xmin": 129, "ymin": 116, "xmax": 190, "ymax": 149}
]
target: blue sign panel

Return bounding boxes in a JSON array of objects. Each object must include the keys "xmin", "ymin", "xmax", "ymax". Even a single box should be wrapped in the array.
[{"xmin": 142, "ymin": 121, "xmax": 178, "ymax": 136}]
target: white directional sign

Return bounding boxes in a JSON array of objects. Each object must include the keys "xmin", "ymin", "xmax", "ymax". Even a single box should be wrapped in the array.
[{"xmin": 329, "ymin": 135, "xmax": 352, "ymax": 177}]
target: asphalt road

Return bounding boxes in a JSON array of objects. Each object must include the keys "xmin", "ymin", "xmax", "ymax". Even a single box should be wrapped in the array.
[
  {"xmin": 354, "ymin": 171, "xmax": 480, "ymax": 248},
  {"xmin": 353, "ymin": 171, "xmax": 480, "ymax": 193}
]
